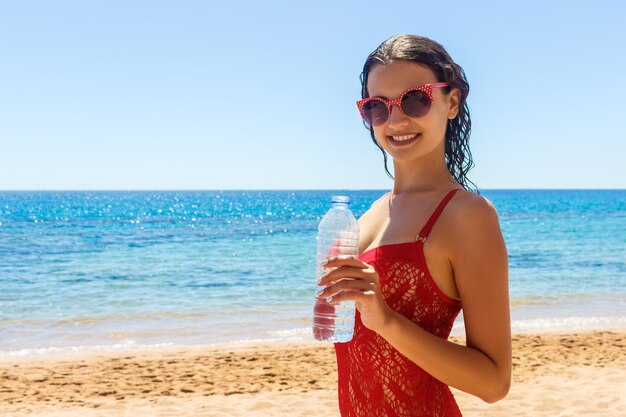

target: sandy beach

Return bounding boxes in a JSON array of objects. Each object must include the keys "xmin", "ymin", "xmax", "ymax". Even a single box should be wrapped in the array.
[{"xmin": 1, "ymin": 330, "xmax": 624, "ymax": 416}]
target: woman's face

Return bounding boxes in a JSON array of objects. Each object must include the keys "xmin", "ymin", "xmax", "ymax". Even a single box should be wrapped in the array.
[{"xmin": 366, "ymin": 60, "xmax": 460, "ymax": 164}]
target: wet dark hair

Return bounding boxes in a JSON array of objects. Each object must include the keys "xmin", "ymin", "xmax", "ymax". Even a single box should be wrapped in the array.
[{"xmin": 360, "ymin": 34, "xmax": 478, "ymax": 193}]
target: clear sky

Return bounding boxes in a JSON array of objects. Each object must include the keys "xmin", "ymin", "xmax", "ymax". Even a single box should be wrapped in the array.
[{"xmin": 1, "ymin": 0, "xmax": 624, "ymax": 190}]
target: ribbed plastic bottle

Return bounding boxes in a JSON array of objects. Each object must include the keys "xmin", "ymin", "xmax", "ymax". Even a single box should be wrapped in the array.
[{"xmin": 313, "ymin": 195, "xmax": 360, "ymax": 343}]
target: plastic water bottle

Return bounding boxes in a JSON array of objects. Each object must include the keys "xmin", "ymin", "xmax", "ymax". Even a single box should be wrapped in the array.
[{"xmin": 313, "ymin": 195, "xmax": 359, "ymax": 343}]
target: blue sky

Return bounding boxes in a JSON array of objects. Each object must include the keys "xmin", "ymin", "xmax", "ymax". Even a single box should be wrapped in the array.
[{"xmin": 1, "ymin": 1, "xmax": 624, "ymax": 190}]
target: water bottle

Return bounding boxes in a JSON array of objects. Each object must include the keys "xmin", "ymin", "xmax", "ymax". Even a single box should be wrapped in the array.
[{"xmin": 313, "ymin": 195, "xmax": 359, "ymax": 343}]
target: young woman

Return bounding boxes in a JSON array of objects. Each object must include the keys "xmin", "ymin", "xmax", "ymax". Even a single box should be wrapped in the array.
[{"xmin": 316, "ymin": 34, "xmax": 512, "ymax": 416}]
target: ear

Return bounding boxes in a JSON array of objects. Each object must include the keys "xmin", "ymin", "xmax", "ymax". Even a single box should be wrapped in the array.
[{"xmin": 447, "ymin": 87, "xmax": 461, "ymax": 120}]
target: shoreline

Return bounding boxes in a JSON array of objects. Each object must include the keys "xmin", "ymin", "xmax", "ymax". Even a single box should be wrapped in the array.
[
  {"xmin": 3, "ymin": 308, "xmax": 625, "ymax": 360},
  {"xmin": 1, "ymin": 329, "xmax": 624, "ymax": 416},
  {"xmin": 3, "ymin": 324, "xmax": 625, "ymax": 362}
]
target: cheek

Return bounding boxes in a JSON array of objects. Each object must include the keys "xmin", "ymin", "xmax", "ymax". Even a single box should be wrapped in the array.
[
  {"xmin": 372, "ymin": 127, "xmax": 386, "ymax": 142},
  {"xmin": 421, "ymin": 105, "xmax": 449, "ymax": 135},
  {"xmin": 433, "ymin": 99, "xmax": 453, "ymax": 122}
]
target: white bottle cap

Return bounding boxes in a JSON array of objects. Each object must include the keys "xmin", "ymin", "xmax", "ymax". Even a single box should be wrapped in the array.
[{"xmin": 331, "ymin": 195, "xmax": 350, "ymax": 204}]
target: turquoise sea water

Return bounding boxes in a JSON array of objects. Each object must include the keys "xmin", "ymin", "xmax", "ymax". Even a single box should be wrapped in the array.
[{"xmin": 0, "ymin": 190, "xmax": 625, "ymax": 356}]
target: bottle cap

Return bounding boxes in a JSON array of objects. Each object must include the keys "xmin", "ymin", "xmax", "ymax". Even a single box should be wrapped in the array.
[{"xmin": 331, "ymin": 195, "xmax": 350, "ymax": 204}]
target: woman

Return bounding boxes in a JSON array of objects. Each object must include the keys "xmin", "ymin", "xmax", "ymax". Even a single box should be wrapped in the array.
[{"xmin": 317, "ymin": 34, "xmax": 512, "ymax": 416}]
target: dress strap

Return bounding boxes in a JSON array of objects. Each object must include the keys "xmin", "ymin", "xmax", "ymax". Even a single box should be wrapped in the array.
[{"xmin": 415, "ymin": 189, "xmax": 461, "ymax": 242}]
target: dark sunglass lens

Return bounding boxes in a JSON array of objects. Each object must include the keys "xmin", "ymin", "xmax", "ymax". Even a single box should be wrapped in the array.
[
  {"xmin": 402, "ymin": 90, "xmax": 431, "ymax": 118},
  {"xmin": 362, "ymin": 99, "xmax": 388, "ymax": 126}
]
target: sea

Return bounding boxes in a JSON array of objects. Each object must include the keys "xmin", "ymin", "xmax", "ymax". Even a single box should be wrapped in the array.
[{"xmin": 1, "ymin": 190, "xmax": 625, "ymax": 357}]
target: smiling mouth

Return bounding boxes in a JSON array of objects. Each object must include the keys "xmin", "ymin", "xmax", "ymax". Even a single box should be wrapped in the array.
[{"xmin": 388, "ymin": 133, "xmax": 420, "ymax": 143}]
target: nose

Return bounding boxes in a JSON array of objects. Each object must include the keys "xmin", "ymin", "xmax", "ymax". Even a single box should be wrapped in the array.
[{"xmin": 386, "ymin": 102, "xmax": 410, "ymax": 128}]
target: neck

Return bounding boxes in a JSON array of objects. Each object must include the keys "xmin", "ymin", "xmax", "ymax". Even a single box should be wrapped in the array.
[{"xmin": 390, "ymin": 153, "xmax": 458, "ymax": 196}]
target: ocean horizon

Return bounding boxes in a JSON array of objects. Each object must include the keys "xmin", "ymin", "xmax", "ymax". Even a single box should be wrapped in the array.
[{"xmin": 1, "ymin": 189, "xmax": 624, "ymax": 357}]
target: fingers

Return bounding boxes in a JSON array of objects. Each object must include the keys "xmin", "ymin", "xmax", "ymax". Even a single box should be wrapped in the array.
[
  {"xmin": 327, "ymin": 289, "xmax": 376, "ymax": 305},
  {"xmin": 321, "ymin": 255, "xmax": 364, "ymax": 269},
  {"xmin": 317, "ymin": 265, "xmax": 368, "ymax": 286},
  {"xmin": 317, "ymin": 278, "xmax": 375, "ymax": 300},
  {"xmin": 317, "ymin": 255, "xmax": 374, "ymax": 287}
]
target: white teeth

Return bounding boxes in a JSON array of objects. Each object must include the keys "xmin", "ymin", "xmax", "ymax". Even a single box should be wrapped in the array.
[{"xmin": 391, "ymin": 133, "xmax": 418, "ymax": 141}]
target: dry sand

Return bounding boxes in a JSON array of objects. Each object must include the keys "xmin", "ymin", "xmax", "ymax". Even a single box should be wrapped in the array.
[{"xmin": 1, "ymin": 330, "xmax": 624, "ymax": 416}]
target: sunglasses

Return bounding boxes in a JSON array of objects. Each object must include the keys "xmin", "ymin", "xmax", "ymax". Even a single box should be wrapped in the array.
[{"xmin": 356, "ymin": 82, "xmax": 449, "ymax": 127}]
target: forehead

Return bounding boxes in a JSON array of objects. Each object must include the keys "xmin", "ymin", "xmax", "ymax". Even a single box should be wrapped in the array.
[{"xmin": 367, "ymin": 61, "xmax": 437, "ymax": 98}]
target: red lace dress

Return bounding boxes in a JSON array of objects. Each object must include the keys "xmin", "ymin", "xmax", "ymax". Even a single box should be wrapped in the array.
[{"xmin": 334, "ymin": 189, "xmax": 463, "ymax": 417}]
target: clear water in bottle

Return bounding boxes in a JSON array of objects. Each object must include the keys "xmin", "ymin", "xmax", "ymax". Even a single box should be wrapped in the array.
[{"xmin": 313, "ymin": 195, "xmax": 359, "ymax": 343}]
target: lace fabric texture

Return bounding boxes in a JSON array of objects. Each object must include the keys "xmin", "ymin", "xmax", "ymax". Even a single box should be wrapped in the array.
[{"xmin": 334, "ymin": 189, "xmax": 463, "ymax": 417}]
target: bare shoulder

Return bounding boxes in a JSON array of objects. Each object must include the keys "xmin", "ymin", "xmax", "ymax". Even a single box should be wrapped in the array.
[
  {"xmin": 357, "ymin": 191, "xmax": 390, "ymax": 222},
  {"xmin": 371, "ymin": 191, "xmax": 391, "ymax": 208},
  {"xmin": 449, "ymin": 189, "xmax": 499, "ymax": 214},
  {"xmin": 356, "ymin": 192, "xmax": 390, "ymax": 249},
  {"xmin": 445, "ymin": 189, "xmax": 502, "ymax": 234},
  {"xmin": 441, "ymin": 189, "xmax": 508, "ymax": 281}
]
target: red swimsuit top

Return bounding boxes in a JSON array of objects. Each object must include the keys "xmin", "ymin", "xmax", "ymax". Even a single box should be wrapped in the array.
[{"xmin": 334, "ymin": 188, "xmax": 463, "ymax": 417}]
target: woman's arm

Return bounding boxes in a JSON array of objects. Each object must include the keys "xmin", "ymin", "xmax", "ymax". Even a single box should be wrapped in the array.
[{"xmin": 377, "ymin": 195, "xmax": 511, "ymax": 402}]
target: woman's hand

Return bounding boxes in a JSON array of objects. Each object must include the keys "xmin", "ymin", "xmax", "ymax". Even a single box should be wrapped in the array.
[{"xmin": 317, "ymin": 255, "xmax": 394, "ymax": 334}]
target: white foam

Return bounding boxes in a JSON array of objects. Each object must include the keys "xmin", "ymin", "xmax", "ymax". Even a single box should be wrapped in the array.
[
  {"xmin": 197, "ymin": 327, "xmax": 315, "ymax": 348},
  {"xmin": 452, "ymin": 316, "xmax": 626, "ymax": 334},
  {"xmin": 0, "ymin": 340, "xmax": 175, "ymax": 358},
  {"xmin": 266, "ymin": 327, "xmax": 312, "ymax": 338},
  {"xmin": 511, "ymin": 316, "xmax": 626, "ymax": 332}
]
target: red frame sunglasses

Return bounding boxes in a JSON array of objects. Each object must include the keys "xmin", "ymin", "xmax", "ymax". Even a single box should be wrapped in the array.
[{"xmin": 356, "ymin": 82, "xmax": 449, "ymax": 126}]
